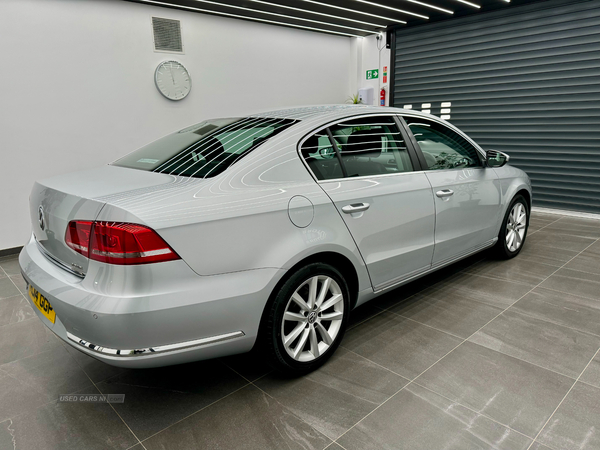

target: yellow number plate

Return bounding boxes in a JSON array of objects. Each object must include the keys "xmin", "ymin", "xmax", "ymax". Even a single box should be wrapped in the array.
[{"xmin": 28, "ymin": 285, "xmax": 56, "ymax": 324}]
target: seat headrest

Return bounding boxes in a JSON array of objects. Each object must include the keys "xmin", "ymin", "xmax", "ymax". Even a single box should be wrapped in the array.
[{"xmin": 344, "ymin": 129, "xmax": 383, "ymax": 158}]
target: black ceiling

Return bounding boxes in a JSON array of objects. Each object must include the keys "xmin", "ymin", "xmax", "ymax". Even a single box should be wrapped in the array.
[{"xmin": 126, "ymin": 0, "xmax": 544, "ymax": 37}]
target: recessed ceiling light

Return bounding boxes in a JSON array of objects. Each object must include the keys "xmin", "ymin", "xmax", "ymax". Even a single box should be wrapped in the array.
[
  {"xmin": 300, "ymin": 0, "xmax": 408, "ymax": 24},
  {"xmin": 453, "ymin": 0, "xmax": 481, "ymax": 8},
  {"xmin": 138, "ymin": 1, "xmax": 363, "ymax": 37},
  {"xmin": 249, "ymin": 0, "xmax": 386, "ymax": 28},
  {"xmin": 353, "ymin": 0, "xmax": 429, "ymax": 19},
  {"xmin": 189, "ymin": 0, "xmax": 379, "ymax": 34},
  {"xmin": 401, "ymin": 0, "xmax": 453, "ymax": 14}
]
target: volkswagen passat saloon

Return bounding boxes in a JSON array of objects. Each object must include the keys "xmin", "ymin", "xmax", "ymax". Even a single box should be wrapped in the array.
[{"xmin": 20, "ymin": 105, "xmax": 531, "ymax": 374}]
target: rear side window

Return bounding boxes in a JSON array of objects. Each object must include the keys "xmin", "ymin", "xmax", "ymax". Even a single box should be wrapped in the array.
[
  {"xmin": 329, "ymin": 116, "xmax": 413, "ymax": 177},
  {"xmin": 403, "ymin": 116, "xmax": 481, "ymax": 170},
  {"xmin": 300, "ymin": 115, "xmax": 413, "ymax": 180},
  {"xmin": 113, "ymin": 117, "xmax": 297, "ymax": 178},
  {"xmin": 300, "ymin": 131, "xmax": 343, "ymax": 181}
]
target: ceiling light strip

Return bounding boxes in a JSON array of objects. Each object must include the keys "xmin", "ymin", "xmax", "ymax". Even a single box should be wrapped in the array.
[
  {"xmin": 453, "ymin": 0, "xmax": 481, "ymax": 8},
  {"xmin": 402, "ymin": 0, "xmax": 453, "ymax": 14},
  {"xmin": 249, "ymin": 0, "xmax": 386, "ymax": 28},
  {"xmin": 300, "ymin": 0, "xmax": 407, "ymax": 24},
  {"xmin": 353, "ymin": 0, "xmax": 429, "ymax": 19},
  {"xmin": 138, "ymin": 0, "xmax": 363, "ymax": 37},
  {"xmin": 189, "ymin": 0, "xmax": 378, "ymax": 33}
]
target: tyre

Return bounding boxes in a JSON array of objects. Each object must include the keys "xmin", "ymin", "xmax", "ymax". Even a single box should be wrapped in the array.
[
  {"xmin": 494, "ymin": 194, "xmax": 529, "ymax": 259},
  {"xmin": 263, "ymin": 262, "xmax": 350, "ymax": 375}
]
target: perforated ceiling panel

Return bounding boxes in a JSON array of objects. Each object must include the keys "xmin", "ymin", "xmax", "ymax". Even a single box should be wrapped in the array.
[{"xmin": 392, "ymin": 0, "xmax": 600, "ymax": 213}]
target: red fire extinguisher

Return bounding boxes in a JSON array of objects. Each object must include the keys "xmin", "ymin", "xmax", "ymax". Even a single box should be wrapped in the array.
[{"xmin": 380, "ymin": 87, "xmax": 386, "ymax": 106}]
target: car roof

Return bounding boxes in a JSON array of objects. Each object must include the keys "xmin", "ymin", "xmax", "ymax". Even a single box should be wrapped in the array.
[{"xmin": 250, "ymin": 104, "xmax": 431, "ymax": 124}]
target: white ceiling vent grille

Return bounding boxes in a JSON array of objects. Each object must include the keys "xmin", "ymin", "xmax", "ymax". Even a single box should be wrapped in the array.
[{"xmin": 152, "ymin": 17, "xmax": 183, "ymax": 53}]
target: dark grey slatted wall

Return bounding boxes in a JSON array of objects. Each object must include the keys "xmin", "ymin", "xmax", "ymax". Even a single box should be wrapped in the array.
[{"xmin": 392, "ymin": 0, "xmax": 600, "ymax": 213}]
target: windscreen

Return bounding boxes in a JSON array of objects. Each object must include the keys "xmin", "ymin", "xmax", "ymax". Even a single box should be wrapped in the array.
[{"xmin": 112, "ymin": 117, "xmax": 297, "ymax": 178}]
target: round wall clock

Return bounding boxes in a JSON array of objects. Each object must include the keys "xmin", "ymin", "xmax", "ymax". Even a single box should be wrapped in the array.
[{"xmin": 154, "ymin": 60, "xmax": 191, "ymax": 101}]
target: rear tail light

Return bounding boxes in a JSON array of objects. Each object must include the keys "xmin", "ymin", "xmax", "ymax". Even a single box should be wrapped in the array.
[
  {"xmin": 65, "ymin": 221, "xmax": 93, "ymax": 257},
  {"xmin": 65, "ymin": 221, "xmax": 180, "ymax": 265}
]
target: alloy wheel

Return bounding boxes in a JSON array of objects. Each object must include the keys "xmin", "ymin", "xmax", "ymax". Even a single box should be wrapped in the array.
[
  {"xmin": 506, "ymin": 202, "xmax": 527, "ymax": 252},
  {"xmin": 281, "ymin": 275, "xmax": 344, "ymax": 362}
]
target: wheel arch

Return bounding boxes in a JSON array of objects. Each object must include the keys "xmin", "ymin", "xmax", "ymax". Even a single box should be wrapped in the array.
[
  {"xmin": 495, "ymin": 180, "xmax": 532, "ymax": 236},
  {"xmin": 515, "ymin": 188, "xmax": 531, "ymax": 212},
  {"xmin": 255, "ymin": 250, "xmax": 362, "ymax": 351},
  {"xmin": 289, "ymin": 252, "xmax": 359, "ymax": 309},
  {"xmin": 277, "ymin": 251, "xmax": 360, "ymax": 310}
]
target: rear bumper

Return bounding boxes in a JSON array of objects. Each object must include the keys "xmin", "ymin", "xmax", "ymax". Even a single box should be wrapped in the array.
[{"xmin": 20, "ymin": 235, "xmax": 284, "ymax": 368}]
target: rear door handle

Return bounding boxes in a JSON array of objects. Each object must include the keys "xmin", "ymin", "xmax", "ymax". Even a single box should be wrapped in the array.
[
  {"xmin": 342, "ymin": 203, "xmax": 370, "ymax": 214},
  {"xmin": 436, "ymin": 189, "xmax": 454, "ymax": 198}
]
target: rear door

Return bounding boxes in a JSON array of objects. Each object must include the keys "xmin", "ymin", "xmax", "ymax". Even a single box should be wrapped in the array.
[
  {"xmin": 300, "ymin": 115, "xmax": 436, "ymax": 291},
  {"xmin": 401, "ymin": 115, "xmax": 502, "ymax": 267}
]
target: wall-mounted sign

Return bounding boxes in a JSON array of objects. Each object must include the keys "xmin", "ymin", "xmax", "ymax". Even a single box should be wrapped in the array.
[
  {"xmin": 366, "ymin": 69, "xmax": 379, "ymax": 80},
  {"xmin": 383, "ymin": 66, "xmax": 388, "ymax": 83}
]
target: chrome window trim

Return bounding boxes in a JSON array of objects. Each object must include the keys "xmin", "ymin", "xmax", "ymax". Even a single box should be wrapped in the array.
[
  {"xmin": 296, "ymin": 111, "xmax": 489, "ymax": 183},
  {"xmin": 316, "ymin": 169, "xmax": 426, "ymax": 184},
  {"xmin": 296, "ymin": 112, "xmax": 415, "ymax": 183},
  {"xmin": 315, "ymin": 165, "xmax": 489, "ymax": 185},
  {"xmin": 67, "ymin": 330, "xmax": 245, "ymax": 358}
]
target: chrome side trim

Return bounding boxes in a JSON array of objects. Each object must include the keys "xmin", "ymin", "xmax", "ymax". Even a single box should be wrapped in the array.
[
  {"xmin": 35, "ymin": 240, "xmax": 85, "ymax": 278},
  {"xmin": 373, "ymin": 238, "xmax": 498, "ymax": 294},
  {"xmin": 67, "ymin": 330, "xmax": 245, "ymax": 357},
  {"xmin": 374, "ymin": 264, "xmax": 431, "ymax": 292},
  {"xmin": 431, "ymin": 238, "xmax": 498, "ymax": 271}
]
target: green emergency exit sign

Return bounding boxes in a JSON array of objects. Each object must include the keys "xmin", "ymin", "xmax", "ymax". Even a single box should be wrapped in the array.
[{"xmin": 366, "ymin": 69, "xmax": 379, "ymax": 80}]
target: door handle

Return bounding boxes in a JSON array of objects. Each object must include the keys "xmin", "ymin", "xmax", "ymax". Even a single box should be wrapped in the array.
[
  {"xmin": 436, "ymin": 189, "xmax": 454, "ymax": 198},
  {"xmin": 342, "ymin": 203, "xmax": 370, "ymax": 214}
]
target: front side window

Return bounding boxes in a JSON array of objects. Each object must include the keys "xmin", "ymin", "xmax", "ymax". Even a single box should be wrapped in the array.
[
  {"xmin": 113, "ymin": 117, "xmax": 297, "ymax": 178},
  {"xmin": 404, "ymin": 116, "xmax": 481, "ymax": 170}
]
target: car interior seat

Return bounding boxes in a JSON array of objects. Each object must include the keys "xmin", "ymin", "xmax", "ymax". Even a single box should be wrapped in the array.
[{"xmin": 342, "ymin": 129, "xmax": 387, "ymax": 177}]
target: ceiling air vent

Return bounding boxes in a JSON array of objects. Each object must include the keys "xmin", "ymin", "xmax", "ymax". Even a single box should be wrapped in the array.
[{"xmin": 152, "ymin": 17, "xmax": 183, "ymax": 53}]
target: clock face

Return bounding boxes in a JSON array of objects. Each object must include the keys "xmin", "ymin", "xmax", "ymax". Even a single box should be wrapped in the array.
[{"xmin": 155, "ymin": 61, "xmax": 191, "ymax": 101}]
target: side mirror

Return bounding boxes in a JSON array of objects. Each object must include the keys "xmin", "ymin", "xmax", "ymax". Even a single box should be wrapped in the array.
[{"xmin": 486, "ymin": 149, "xmax": 510, "ymax": 168}]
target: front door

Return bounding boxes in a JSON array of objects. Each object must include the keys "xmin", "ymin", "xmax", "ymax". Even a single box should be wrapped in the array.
[{"xmin": 403, "ymin": 116, "xmax": 502, "ymax": 266}]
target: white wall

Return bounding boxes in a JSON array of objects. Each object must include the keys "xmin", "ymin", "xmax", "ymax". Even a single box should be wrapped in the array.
[
  {"xmin": 0, "ymin": 0, "xmax": 355, "ymax": 250},
  {"xmin": 353, "ymin": 34, "xmax": 391, "ymax": 106}
]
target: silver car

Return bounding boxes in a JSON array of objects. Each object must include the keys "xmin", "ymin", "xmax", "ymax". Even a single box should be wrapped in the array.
[{"xmin": 20, "ymin": 105, "xmax": 531, "ymax": 374}]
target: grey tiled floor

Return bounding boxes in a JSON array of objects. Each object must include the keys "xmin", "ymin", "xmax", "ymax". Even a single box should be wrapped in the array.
[{"xmin": 1, "ymin": 212, "xmax": 600, "ymax": 450}]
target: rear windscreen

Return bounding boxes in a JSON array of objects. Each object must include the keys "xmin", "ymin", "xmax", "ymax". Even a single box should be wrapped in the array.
[{"xmin": 112, "ymin": 117, "xmax": 297, "ymax": 178}]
